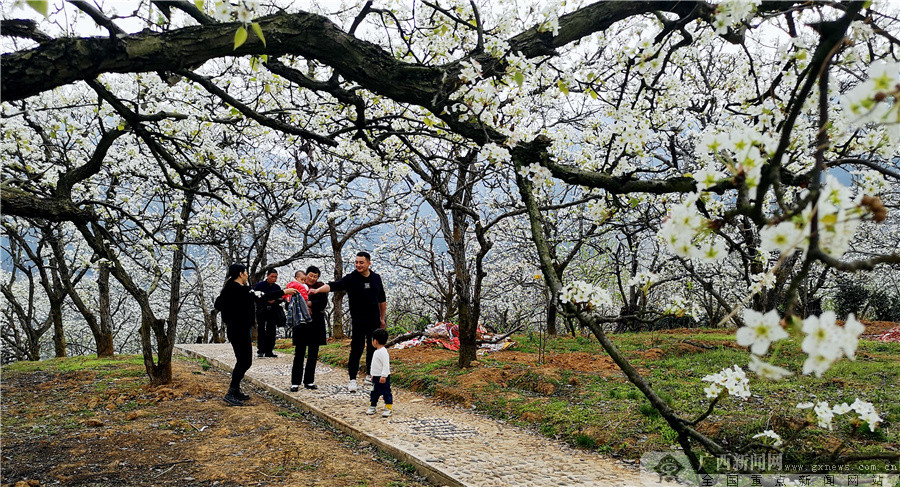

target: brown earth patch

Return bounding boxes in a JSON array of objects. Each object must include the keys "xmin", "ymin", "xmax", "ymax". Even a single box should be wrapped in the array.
[
  {"xmin": 857, "ymin": 320, "xmax": 899, "ymax": 338},
  {"xmin": 388, "ymin": 343, "xmax": 457, "ymax": 365},
  {"xmin": 1, "ymin": 358, "xmax": 431, "ymax": 487},
  {"xmin": 643, "ymin": 348, "xmax": 666, "ymax": 360},
  {"xmin": 433, "ymin": 385, "xmax": 474, "ymax": 407},
  {"xmin": 491, "ymin": 350, "xmax": 624, "ymax": 376}
]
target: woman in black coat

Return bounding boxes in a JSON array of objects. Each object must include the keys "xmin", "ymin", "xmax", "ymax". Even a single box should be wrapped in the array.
[
  {"xmin": 290, "ymin": 266, "xmax": 329, "ymax": 391},
  {"xmin": 217, "ymin": 264, "xmax": 296, "ymax": 405}
]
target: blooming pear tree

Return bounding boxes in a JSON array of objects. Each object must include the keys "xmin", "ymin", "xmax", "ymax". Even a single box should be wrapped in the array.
[
  {"xmin": 2, "ymin": 0, "xmax": 899, "ymax": 472},
  {"xmin": 511, "ymin": 0, "xmax": 899, "ymax": 472}
]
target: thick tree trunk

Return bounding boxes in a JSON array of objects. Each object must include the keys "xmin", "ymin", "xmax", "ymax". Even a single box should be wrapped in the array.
[
  {"xmin": 50, "ymin": 297, "xmax": 66, "ymax": 358},
  {"xmin": 76, "ymin": 221, "xmax": 171, "ymax": 382},
  {"xmin": 546, "ymin": 298, "xmax": 558, "ymax": 336},
  {"xmin": 95, "ymin": 263, "xmax": 115, "ymax": 357},
  {"xmin": 328, "ymin": 220, "xmax": 346, "ymax": 339},
  {"xmin": 450, "ymin": 209, "xmax": 477, "ymax": 368},
  {"xmin": 48, "ymin": 257, "xmax": 67, "ymax": 358},
  {"xmin": 27, "ymin": 332, "xmax": 41, "ymax": 361}
]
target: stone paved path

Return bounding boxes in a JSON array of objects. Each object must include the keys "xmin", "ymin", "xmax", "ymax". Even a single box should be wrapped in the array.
[{"xmin": 175, "ymin": 343, "xmax": 671, "ymax": 487}]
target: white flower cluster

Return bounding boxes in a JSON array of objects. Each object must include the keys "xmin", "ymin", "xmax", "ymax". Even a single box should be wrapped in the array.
[
  {"xmin": 800, "ymin": 312, "xmax": 864, "ymax": 377},
  {"xmin": 480, "ymin": 142, "xmax": 511, "ymax": 168},
  {"xmin": 458, "ymin": 59, "xmax": 483, "ymax": 85},
  {"xmin": 736, "ymin": 309, "xmax": 788, "ymax": 355},
  {"xmin": 759, "ymin": 218, "xmax": 808, "ymax": 255},
  {"xmin": 518, "ymin": 163, "xmax": 554, "ymax": 188},
  {"xmin": 658, "ymin": 195, "xmax": 726, "ymax": 262},
  {"xmin": 749, "ymin": 271, "xmax": 777, "ymax": 294},
  {"xmin": 585, "ymin": 200, "xmax": 612, "ymax": 223},
  {"xmin": 855, "ymin": 169, "xmax": 887, "ymax": 196},
  {"xmin": 692, "ymin": 166, "xmax": 725, "ymax": 191},
  {"xmin": 738, "ymin": 309, "xmax": 865, "ymax": 380},
  {"xmin": 711, "ymin": 0, "xmax": 762, "ymax": 35},
  {"xmin": 814, "ymin": 176, "xmax": 864, "ymax": 258},
  {"xmin": 697, "ymin": 127, "xmax": 775, "ymax": 202},
  {"xmin": 535, "ymin": 1, "xmax": 562, "ymax": 36},
  {"xmin": 702, "ymin": 365, "xmax": 750, "ymax": 400},
  {"xmin": 212, "ymin": 0, "xmax": 258, "ymax": 24},
  {"xmin": 842, "ymin": 61, "xmax": 899, "ymax": 129},
  {"xmin": 797, "ymin": 399, "xmax": 882, "ymax": 432},
  {"xmin": 558, "ymin": 280, "xmax": 613, "ymax": 309},
  {"xmin": 664, "ymin": 294, "xmax": 699, "ymax": 320},
  {"xmin": 627, "ymin": 271, "xmax": 657, "ymax": 290},
  {"xmin": 759, "ymin": 176, "xmax": 866, "ymax": 259}
]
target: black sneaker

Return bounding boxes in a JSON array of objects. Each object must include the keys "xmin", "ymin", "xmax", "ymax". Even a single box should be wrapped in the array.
[
  {"xmin": 304, "ymin": 383, "xmax": 318, "ymax": 390},
  {"xmin": 223, "ymin": 393, "xmax": 245, "ymax": 406},
  {"xmin": 290, "ymin": 385, "xmax": 299, "ymax": 393},
  {"xmin": 235, "ymin": 389, "xmax": 250, "ymax": 401},
  {"xmin": 257, "ymin": 351, "xmax": 265, "ymax": 358}
]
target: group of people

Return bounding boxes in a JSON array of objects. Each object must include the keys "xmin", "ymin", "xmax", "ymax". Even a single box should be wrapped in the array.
[{"xmin": 214, "ymin": 252, "xmax": 394, "ymax": 417}]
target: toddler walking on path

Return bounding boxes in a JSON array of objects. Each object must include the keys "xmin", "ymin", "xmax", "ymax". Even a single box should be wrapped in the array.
[{"xmin": 366, "ymin": 328, "xmax": 393, "ymax": 418}]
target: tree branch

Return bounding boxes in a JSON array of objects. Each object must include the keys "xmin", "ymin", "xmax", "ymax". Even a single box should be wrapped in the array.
[{"xmin": 0, "ymin": 19, "xmax": 53, "ymax": 43}]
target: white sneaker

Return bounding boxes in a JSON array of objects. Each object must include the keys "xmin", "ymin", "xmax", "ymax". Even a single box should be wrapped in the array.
[
  {"xmin": 348, "ymin": 379, "xmax": 358, "ymax": 393},
  {"xmin": 365, "ymin": 375, "xmax": 372, "ymax": 383},
  {"xmin": 382, "ymin": 408, "xmax": 392, "ymax": 418},
  {"xmin": 366, "ymin": 406, "xmax": 376, "ymax": 415}
]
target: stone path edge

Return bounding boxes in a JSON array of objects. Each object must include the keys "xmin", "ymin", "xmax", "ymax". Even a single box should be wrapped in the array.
[{"xmin": 174, "ymin": 345, "xmax": 462, "ymax": 487}]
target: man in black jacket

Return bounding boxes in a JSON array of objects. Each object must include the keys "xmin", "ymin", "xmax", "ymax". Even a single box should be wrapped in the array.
[
  {"xmin": 254, "ymin": 268, "xmax": 286, "ymax": 358},
  {"xmin": 310, "ymin": 251, "xmax": 386, "ymax": 392}
]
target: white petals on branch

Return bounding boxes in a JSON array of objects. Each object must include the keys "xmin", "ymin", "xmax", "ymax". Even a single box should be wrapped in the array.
[
  {"xmin": 702, "ymin": 365, "xmax": 750, "ymax": 400},
  {"xmin": 736, "ymin": 309, "xmax": 788, "ymax": 355}
]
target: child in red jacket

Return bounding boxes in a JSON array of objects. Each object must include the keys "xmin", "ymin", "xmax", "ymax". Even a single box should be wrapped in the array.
[{"xmin": 285, "ymin": 270, "xmax": 310, "ymax": 302}]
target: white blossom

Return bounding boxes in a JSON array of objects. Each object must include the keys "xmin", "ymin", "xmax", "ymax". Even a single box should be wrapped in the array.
[
  {"xmin": 736, "ymin": 309, "xmax": 788, "ymax": 355},
  {"xmin": 748, "ymin": 354, "xmax": 793, "ymax": 380},
  {"xmin": 814, "ymin": 401, "xmax": 835, "ymax": 430},
  {"xmin": 752, "ymin": 430, "xmax": 783, "ymax": 447},
  {"xmin": 559, "ymin": 281, "xmax": 613, "ymax": 310},
  {"xmin": 702, "ymin": 365, "xmax": 750, "ymax": 400},
  {"xmin": 850, "ymin": 398, "xmax": 883, "ymax": 431}
]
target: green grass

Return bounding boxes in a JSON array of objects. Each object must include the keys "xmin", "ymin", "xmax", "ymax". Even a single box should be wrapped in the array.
[
  {"xmin": 325, "ymin": 329, "xmax": 900, "ymax": 471},
  {"xmin": 5, "ymin": 355, "xmax": 146, "ymax": 375}
]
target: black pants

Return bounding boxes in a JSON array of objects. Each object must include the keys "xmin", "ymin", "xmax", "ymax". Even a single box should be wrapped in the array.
[
  {"xmin": 348, "ymin": 325, "xmax": 376, "ymax": 380},
  {"xmin": 256, "ymin": 311, "xmax": 281, "ymax": 354},
  {"xmin": 370, "ymin": 375, "xmax": 393, "ymax": 406},
  {"xmin": 227, "ymin": 325, "xmax": 252, "ymax": 390},
  {"xmin": 291, "ymin": 341, "xmax": 319, "ymax": 386}
]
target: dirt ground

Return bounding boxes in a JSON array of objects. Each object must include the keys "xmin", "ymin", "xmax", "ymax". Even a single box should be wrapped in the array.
[
  {"xmin": 0, "ymin": 357, "xmax": 431, "ymax": 487},
  {"xmin": 858, "ymin": 320, "xmax": 899, "ymax": 338}
]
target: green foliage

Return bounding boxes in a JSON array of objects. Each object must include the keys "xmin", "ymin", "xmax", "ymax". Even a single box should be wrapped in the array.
[
  {"xmin": 277, "ymin": 411, "xmax": 305, "ymax": 420},
  {"xmin": 574, "ymin": 433, "xmax": 596, "ymax": 448},
  {"xmin": 869, "ymin": 290, "xmax": 900, "ymax": 322},
  {"xmin": 251, "ymin": 22, "xmax": 266, "ymax": 46},
  {"xmin": 834, "ymin": 279, "xmax": 870, "ymax": 318},
  {"xmin": 26, "ymin": 0, "xmax": 48, "ymax": 17},
  {"xmin": 639, "ymin": 402, "xmax": 660, "ymax": 418},
  {"xmin": 651, "ymin": 315, "xmax": 697, "ymax": 331},
  {"xmin": 234, "ymin": 26, "xmax": 248, "ymax": 50}
]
